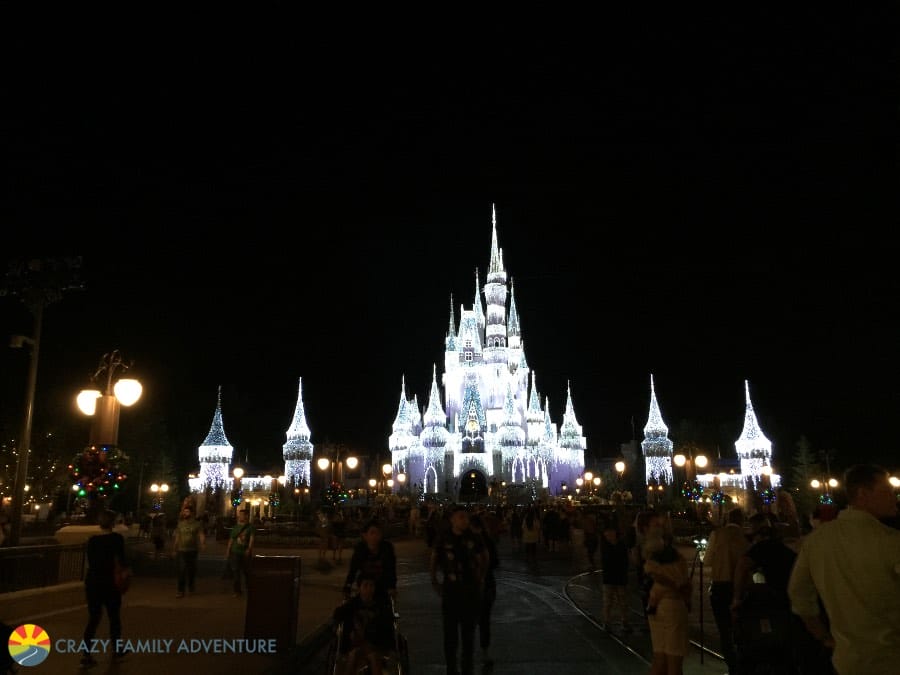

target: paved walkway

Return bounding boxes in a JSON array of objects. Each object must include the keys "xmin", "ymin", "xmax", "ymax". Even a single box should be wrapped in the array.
[{"xmin": 2, "ymin": 529, "xmax": 731, "ymax": 674}]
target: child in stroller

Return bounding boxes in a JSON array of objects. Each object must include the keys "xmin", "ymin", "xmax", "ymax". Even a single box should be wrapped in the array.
[{"xmin": 332, "ymin": 574, "xmax": 396, "ymax": 675}]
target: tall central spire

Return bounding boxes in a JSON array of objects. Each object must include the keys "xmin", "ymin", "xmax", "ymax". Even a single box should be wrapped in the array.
[{"xmin": 489, "ymin": 203, "xmax": 503, "ymax": 276}]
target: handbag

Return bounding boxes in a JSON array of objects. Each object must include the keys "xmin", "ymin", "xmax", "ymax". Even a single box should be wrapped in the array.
[{"xmin": 113, "ymin": 558, "xmax": 132, "ymax": 594}]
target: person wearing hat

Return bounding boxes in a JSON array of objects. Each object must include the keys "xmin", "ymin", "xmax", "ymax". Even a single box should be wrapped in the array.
[{"xmin": 173, "ymin": 502, "xmax": 205, "ymax": 598}]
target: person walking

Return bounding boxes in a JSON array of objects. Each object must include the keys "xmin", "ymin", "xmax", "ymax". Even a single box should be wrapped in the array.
[
  {"xmin": 643, "ymin": 524, "xmax": 692, "ymax": 675},
  {"xmin": 599, "ymin": 523, "xmax": 631, "ymax": 632},
  {"xmin": 703, "ymin": 508, "xmax": 748, "ymax": 675},
  {"xmin": 522, "ymin": 506, "xmax": 541, "ymax": 570},
  {"xmin": 150, "ymin": 512, "xmax": 166, "ymax": 560},
  {"xmin": 788, "ymin": 463, "xmax": 900, "ymax": 675},
  {"xmin": 470, "ymin": 513, "xmax": 499, "ymax": 668},
  {"xmin": 730, "ymin": 513, "xmax": 805, "ymax": 674},
  {"xmin": 81, "ymin": 509, "xmax": 127, "ymax": 666},
  {"xmin": 430, "ymin": 505, "xmax": 487, "ymax": 675},
  {"xmin": 224, "ymin": 508, "xmax": 255, "ymax": 598},
  {"xmin": 173, "ymin": 503, "xmax": 205, "ymax": 598},
  {"xmin": 582, "ymin": 511, "xmax": 599, "ymax": 572}
]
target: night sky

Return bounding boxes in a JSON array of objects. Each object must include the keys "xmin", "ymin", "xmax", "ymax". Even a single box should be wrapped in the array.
[{"xmin": 2, "ymin": 11, "xmax": 899, "ymax": 476}]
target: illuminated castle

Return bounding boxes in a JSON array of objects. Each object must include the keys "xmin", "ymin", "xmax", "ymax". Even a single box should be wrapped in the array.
[
  {"xmin": 641, "ymin": 375, "xmax": 780, "ymax": 491},
  {"xmin": 388, "ymin": 206, "xmax": 586, "ymax": 495}
]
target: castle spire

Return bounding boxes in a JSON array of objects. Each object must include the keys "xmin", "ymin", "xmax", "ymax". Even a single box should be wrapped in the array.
[
  {"xmin": 489, "ymin": 203, "xmax": 504, "ymax": 276},
  {"xmin": 643, "ymin": 373, "xmax": 669, "ymax": 438},
  {"xmin": 283, "ymin": 377, "xmax": 314, "ymax": 486},
  {"xmin": 202, "ymin": 385, "xmax": 231, "ymax": 447},
  {"xmin": 447, "ymin": 293, "xmax": 456, "ymax": 337},
  {"xmin": 474, "ymin": 268, "xmax": 485, "ymax": 329},
  {"xmin": 424, "ymin": 364, "xmax": 447, "ymax": 427},
  {"xmin": 735, "ymin": 379, "xmax": 772, "ymax": 482},
  {"xmin": 286, "ymin": 377, "xmax": 311, "ymax": 440},
  {"xmin": 507, "ymin": 278, "xmax": 520, "ymax": 337}
]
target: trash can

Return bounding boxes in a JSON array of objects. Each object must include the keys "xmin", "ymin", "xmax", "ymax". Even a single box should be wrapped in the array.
[{"xmin": 244, "ymin": 555, "xmax": 301, "ymax": 652}]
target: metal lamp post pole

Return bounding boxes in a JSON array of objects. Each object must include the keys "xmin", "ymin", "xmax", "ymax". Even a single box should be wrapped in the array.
[{"xmin": 9, "ymin": 304, "xmax": 42, "ymax": 547}]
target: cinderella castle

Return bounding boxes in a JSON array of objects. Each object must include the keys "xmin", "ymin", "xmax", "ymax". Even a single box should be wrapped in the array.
[
  {"xmin": 184, "ymin": 206, "xmax": 780, "ymax": 513},
  {"xmin": 386, "ymin": 206, "xmax": 587, "ymax": 497}
]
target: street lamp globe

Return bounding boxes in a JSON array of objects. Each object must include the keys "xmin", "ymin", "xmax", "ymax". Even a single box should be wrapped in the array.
[
  {"xmin": 828, "ymin": 478, "xmax": 839, "ymax": 488},
  {"xmin": 76, "ymin": 390, "xmax": 102, "ymax": 415},
  {"xmin": 584, "ymin": 471, "xmax": 593, "ymax": 482},
  {"xmin": 233, "ymin": 467, "xmax": 244, "ymax": 479},
  {"xmin": 387, "ymin": 479, "xmax": 394, "ymax": 488},
  {"xmin": 695, "ymin": 455, "xmax": 708, "ymax": 470},
  {"xmin": 382, "ymin": 463, "xmax": 392, "ymax": 477},
  {"xmin": 615, "ymin": 461, "xmax": 625, "ymax": 474},
  {"xmin": 673, "ymin": 454, "xmax": 687, "ymax": 468},
  {"xmin": 592, "ymin": 477, "xmax": 601, "ymax": 487},
  {"xmin": 368, "ymin": 478, "xmax": 377, "ymax": 488},
  {"xmin": 397, "ymin": 473, "xmax": 406, "ymax": 484},
  {"xmin": 346, "ymin": 457, "xmax": 359, "ymax": 470},
  {"xmin": 575, "ymin": 478, "xmax": 584, "ymax": 487},
  {"xmin": 151, "ymin": 483, "xmax": 159, "ymax": 493},
  {"xmin": 317, "ymin": 458, "xmax": 331, "ymax": 472},
  {"xmin": 810, "ymin": 479, "xmax": 821, "ymax": 489},
  {"xmin": 113, "ymin": 379, "xmax": 142, "ymax": 406}
]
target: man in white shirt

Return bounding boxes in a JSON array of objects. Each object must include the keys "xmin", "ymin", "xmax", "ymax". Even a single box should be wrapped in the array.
[{"xmin": 788, "ymin": 463, "xmax": 900, "ymax": 675}]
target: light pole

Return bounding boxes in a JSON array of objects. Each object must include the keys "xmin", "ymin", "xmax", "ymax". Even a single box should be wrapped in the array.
[
  {"xmin": 150, "ymin": 482, "xmax": 169, "ymax": 511},
  {"xmin": 382, "ymin": 463, "xmax": 392, "ymax": 494},
  {"xmin": 317, "ymin": 451, "xmax": 358, "ymax": 504},
  {"xmin": 810, "ymin": 477, "xmax": 839, "ymax": 504},
  {"xmin": 74, "ymin": 350, "xmax": 142, "ymax": 521},
  {"xmin": 232, "ymin": 467, "xmax": 244, "ymax": 515},
  {"xmin": 615, "ymin": 460, "xmax": 626, "ymax": 488},
  {"xmin": 4, "ymin": 255, "xmax": 82, "ymax": 546}
]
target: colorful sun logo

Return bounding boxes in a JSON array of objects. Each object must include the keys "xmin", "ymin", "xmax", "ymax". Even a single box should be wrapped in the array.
[{"xmin": 8, "ymin": 623, "xmax": 51, "ymax": 667}]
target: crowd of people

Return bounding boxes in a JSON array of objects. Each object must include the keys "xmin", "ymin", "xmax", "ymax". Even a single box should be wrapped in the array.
[{"xmin": 4, "ymin": 460, "xmax": 894, "ymax": 675}]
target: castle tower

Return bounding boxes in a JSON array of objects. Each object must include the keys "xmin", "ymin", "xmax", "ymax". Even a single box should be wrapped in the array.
[
  {"xmin": 734, "ymin": 380, "xmax": 773, "ymax": 486},
  {"xmin": 282, "ymin": 377, "xmax": 314, "ymax": 487},
  {"xmin": 641, "ymin": 374, "xmax": 674, "ymax": 485},
  {"xmin": 197, "ymin": 386, "xmax": 233, "ymax": 489},
  {"xmin": 483, "ymin": 204, "xmax": 508, "ymax": 362}
]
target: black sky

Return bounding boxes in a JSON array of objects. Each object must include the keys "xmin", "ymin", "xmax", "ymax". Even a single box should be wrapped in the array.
[{"xmin": 2, "ymin": 10, "xmax": 899, "ymax": 474}]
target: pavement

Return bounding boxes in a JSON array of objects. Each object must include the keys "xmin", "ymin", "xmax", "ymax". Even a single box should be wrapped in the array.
[{"xmin": 2, "ymin": 528, "xmax": 731, "ymax": 675}]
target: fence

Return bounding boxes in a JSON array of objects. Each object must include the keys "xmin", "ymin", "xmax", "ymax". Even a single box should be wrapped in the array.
[{"xmin": 0, "ymin": 544, "xmax": 86, "ymax": 593}]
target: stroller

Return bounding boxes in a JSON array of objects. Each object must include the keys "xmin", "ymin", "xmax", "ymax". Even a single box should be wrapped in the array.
[{"xmin": 325, "ymin": 593, "xmax": 409, "ymax": 675}]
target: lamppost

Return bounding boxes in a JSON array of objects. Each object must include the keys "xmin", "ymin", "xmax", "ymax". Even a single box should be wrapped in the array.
[
  {"xmin": 674, "ymin": 451, "xmax": 707, "ymax": 504},
  {"xmin": 150, "ymin": 482, "xmax": 169, "ymax": 511},
  {"xmin": 810, "ymin": 477, "xmax": 839, "ymax": 504},
  {"xmin": 4, "ymin": 255, "xmax": 82, "ymax": 546},
  {"xmin": 232, "ymin": 467, "xmax": 244, "ymax": 515},
  {"xmin": 382, "ymin": 463, "xmax": 392, "ymax": 494},
  {"xmin": 317, "ymin": 451, "xmax": 358, "ymax": 504},
  {"xmin": 74, "ymin": 350, "xmax": 142, "ymax": 521},
  {"xmin": 615, "ymin": 460, "xmax": 626, "ymax": 487}
]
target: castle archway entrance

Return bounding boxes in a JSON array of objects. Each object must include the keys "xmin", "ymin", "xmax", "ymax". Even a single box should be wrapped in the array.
[{"xmin": 458, "ymin": 469, "xmax": 488, "ymax": 503}]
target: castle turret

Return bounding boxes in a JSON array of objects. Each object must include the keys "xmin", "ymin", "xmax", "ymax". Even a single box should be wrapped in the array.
[
  {"xmin": 445, "ymin": 294, "xmax": 457, "ymax": 352},
  {"xmin": 473, "ymin": 269, "xmax": 485, "ymax": 340},
  {"xmin": 197, "ymin": 386, "xmax": 233, "ymax": 489},
  {"xmin": 641, "ymin": 374, "xmax": 674, "ymax": 485},
  {"xmin": 282, "ymin": 377, "xmax": 314, "ymax": 487},
  {"xmin": 483, "ymin": 204, "xmax": 508, "ymax": 362},
  {"xmin": 735, "ymin": 380, "xmax": 773, "ymax": 485}
]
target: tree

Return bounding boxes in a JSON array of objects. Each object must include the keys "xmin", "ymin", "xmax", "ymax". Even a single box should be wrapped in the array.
[{"xmin": 790, "ymin": 435, "xmax": 820, "ymax": 520}]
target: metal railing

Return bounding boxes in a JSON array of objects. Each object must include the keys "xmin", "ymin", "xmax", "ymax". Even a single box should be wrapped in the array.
[{"xmin": 0, "ymin": 544, "xmax": 86, "ymax": 593}]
